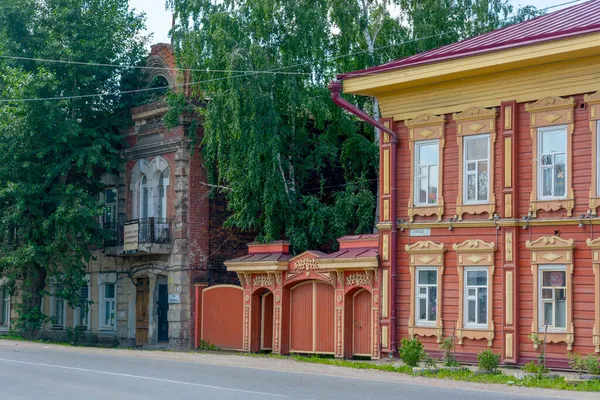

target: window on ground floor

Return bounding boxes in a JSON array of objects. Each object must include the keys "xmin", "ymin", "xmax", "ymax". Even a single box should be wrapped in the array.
[
  {"xmin": 0, "ymin": 286, "xmax": 10, "ymax": 329},
  {"xmin": 50, "ymin": 289, "xmax": 66, "ymax": 330},
  {"xmin": 539, "ymin": 266, "xmax": 567, "ymax": 331},
  {"xmin": 99, "ymin": 283, "xmax": 116, "ymax": 331},
  {"xmin": 464, "ymin": 267, "xmax": 488, "ymax": 328},
  {"xmin": 416, "ymin": 267, "xmax": 437, "ymax": 325}
]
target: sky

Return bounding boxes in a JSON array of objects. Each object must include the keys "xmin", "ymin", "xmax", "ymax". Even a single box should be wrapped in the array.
[{"xmin": 129, "ymin": 0, "xmax": 579, "ymax": 45}]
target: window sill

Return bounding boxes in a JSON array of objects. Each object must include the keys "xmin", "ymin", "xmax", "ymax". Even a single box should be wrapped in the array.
[
  {"xmin": 457, "ymin": 327, "xmax": 495, "ymax": 347},
  {"xmin": 408, "ymin": 324, "xmax": 443, "ymax": 343},
  {"xmin": 408, "ymin": 200, "xmax": 444, "ymax": 222},
  {"xmin": 456, "ymin": 199, "xmax": 495, "ymax": 221},
  {"xmin": 530, "ymin": 195, "xmax": 574, "ymax": 217}
]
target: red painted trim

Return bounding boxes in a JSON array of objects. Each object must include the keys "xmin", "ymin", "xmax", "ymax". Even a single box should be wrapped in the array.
[
  {"xmin": 338, "ymin": 238, "xmax": 378, "ymax": 249},
  {"xmin": 248, "ymin": 242, "xmax": 290, "ymax": 254},
  {"xmin": 194, "ymin": 284, "xmax": 201, "ymax": 348}
]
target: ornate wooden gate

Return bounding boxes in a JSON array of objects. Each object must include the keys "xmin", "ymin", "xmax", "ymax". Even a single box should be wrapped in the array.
[
  {"xmin": 290, "ymin": 281, "xmax": 334, "ymax": 354},
  {"xmin": 352, "ymin": 289, "xmax": 372, "ymax": 356}
]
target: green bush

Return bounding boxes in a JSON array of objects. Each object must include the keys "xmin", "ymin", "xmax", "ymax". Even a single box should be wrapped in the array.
[
  {"xmin": 522, "ymin": 360, "xmax": 548, "ymax": 377},
  {"xmin": 198, "ymin": 339, "xmax": 221, "ymax": 351},
  {"xmin": 398, "ymin": 337, "xmax": 425, "ymax": 367},
  {"xmin": 439, "ymin": 336, "xmax": 458, "ymax": 366},
  {"xmin": 477, "ymin": 349, "xmax": 500, "ymax": 372},
  {"xmin": 424, "ymin": 354, "xmax": 437, "ymax": 369},
  {"xmin": 570, "ymin": 353, "xmax": 600, "ymax": 376}
]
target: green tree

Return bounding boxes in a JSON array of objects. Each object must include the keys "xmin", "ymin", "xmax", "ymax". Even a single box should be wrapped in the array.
[
  {"xmin": 0, "ymin": 0, "xmax": 146, "ymax": 337},
  {"xmin": 166, "ymin": 0, "xmax": 537, "ymax": 253}
]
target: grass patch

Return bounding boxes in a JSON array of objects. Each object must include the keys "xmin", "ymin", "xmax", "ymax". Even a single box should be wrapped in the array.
[{"xmin": 242, "ymin": 352, "xmax": 600, "ymax": 392}]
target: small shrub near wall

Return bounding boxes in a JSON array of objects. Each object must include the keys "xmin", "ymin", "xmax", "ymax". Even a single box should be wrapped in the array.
[
  {"xmin": 477, "ymin": 349, "xmax": 500, "ymax": 373},
  {"xmin": 398, "ymin": 337, "xmax": 425, "ymax": 367}
]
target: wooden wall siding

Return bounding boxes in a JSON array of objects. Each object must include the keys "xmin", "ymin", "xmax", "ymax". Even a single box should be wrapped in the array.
[
  {"xmin": 353, "ymin": 289, "xmax": 372, "ymax": 356},
  {"xmin": 290, "ymin": 282, "xmax": 313, "ymax": 352},
  {"xmin": 377, "ymin": 55, "xmax": 600, "ymax": 121},
  {"xmin": 315, "ymin": 283, "xmax": 335, "ymax": 353},
  {"xmin": 261, "ymin": 292, "xmax": 274, "ymax": 350},
  {"xmin": 201, "ymin": 285, "xmax": 244, "ymax": 350}
]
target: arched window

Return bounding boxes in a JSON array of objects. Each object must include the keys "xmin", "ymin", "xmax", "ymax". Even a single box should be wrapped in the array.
[
  {"xmin": 157, "ymin": 172, "xmax": 166, "ymax": 219},
  {"xmin": 140, "ymin": 175, "xmax": 149, "ymax": 219}
]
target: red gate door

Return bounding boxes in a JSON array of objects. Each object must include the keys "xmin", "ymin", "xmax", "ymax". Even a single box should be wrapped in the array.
[
  {"xmin": 261, "ymin": 292, "xmax": 274, "ymax": 350},
  {"xmin": 290, "ymin": 281, "xmax": 335, "ymax": 354},
  {"xmin": 315, "ymin": 282, "xmax": 335, "ymax": 353},
  {"xmin": 353, "ymin": 289, "xmax": 372, "ymax": 356},
  {"xmin": 201, "ymin": 285, "xmax": 243, "ymax": 350},
  {"xmin": 290, "ymin": 282, "xmax": 313, "ymax": 352}
]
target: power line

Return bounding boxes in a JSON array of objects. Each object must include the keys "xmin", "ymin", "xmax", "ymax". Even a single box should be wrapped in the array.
[{"xmin": 0, "ymin": 0, "xmax": 586, "ymax": 103}]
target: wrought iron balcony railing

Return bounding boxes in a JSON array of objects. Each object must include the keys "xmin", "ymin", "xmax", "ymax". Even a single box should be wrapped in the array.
[{"xmin": 104, "ymin": 218, "xmax": 172, "ymax": 250}]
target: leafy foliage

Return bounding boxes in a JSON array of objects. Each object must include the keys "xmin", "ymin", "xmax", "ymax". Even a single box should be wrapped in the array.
[
  {"xmin": 477, "ymin": 349, "xmax": 500, "ymax": 372},
  {"xmin": 0, "ymin": 0, "xmax": 147, "ymax": 336},
  {"xmin": 398, "ymin": 336, "xmax": 425, "ymax": 367},
  {"xmin": 166, "ymin": 0, "xmax": 539, "ymax": 253}
]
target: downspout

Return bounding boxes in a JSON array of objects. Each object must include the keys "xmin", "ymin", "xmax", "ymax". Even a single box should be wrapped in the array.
[{"xmin": 328, "ymin": 80, "xmax": 399, "ymax": 355}]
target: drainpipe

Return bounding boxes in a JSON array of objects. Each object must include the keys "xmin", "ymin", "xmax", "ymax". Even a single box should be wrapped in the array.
[{"xmin": 328, "ymin": 80, "xmax": 399, "ymax": 354}]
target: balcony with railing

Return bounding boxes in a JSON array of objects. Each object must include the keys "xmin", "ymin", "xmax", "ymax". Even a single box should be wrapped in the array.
[{"xmin": 104, "ymin": 218, "xmax": 172, "ymax": 255}]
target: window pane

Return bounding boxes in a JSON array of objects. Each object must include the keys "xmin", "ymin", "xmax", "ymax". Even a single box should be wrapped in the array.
[
  {"xmin": 466, "ymin": 137, "xmax": 488, "ymax": 160},
  {"xmin": 105, "ymin": 284, "xmax": 115, "ymax": 299},
  {"xmin": 542, "ymin": 288, "xmax": 553, "ymax": 299},
  {"xmin": 105, "ymin": 188, "xmax": 117, "ymax": 204},
  {"xmin": 467, "ymin": 288, "xmax": 476, "ymax": 297},
  {"xmin": 467, "ymin": 162, "xmax": 476, "ymax": 172},
  {"xmin": 418, "ymin": 143, "xmax": 438, "ymax": 166},
  {"xmin": 428, "ymin": 166, "xmax": 438, "ymax": 204},
  {"xmin": 541, "ymin": 154, "xmax": 553, "ymax": 166},
  {"xmin": 418, "ymin": 270, "xmax": 436, "ymax": 285},
  {"xmin": 467, "ymin": 300, "xmax": 475, "ymax": 323},
  {"xmin": 478, "ymin": 288, "xmax": 487, "ymax": 324},
  {"xmin": 418, "ymin": 166, "xmax": 428, "ymax": 177},
  {"xmin": 542, "ymin": 167, "xmax": 553, "ymax": 197},
  {"xmin": 555, "ymin": 298, "xmax": 566, "ymax": 328},
  {"xmin": 554, "ymin": 154, "xmax": 566, "ymax": 197},
  {"xmin": 467, "ymin": 270, "xmax": 487, "ymax": 286},
  {"xmin": 419, "ymin": 178, "xmax": 427, "ymax": 204},
  {"xmin": 419, "ymin": 287, "xmax": 427, "ymax": 295},
  {"xmin": 467, "ymin": 174, "xmax": 476, "ymax": 201},
  {"xmin": 419, "ymin": 298, "xmax": 426, "ymax": 320},
  {"xmin": 543, "ymin": 302, "xmax": 553, "ymax": 326},
  {"xmin": 428, "ymin": 287, "xmax": 437, "ymax": 321},
  {"xmin": 541, "ymin": 130, "xmax": 566, "ymax": 154},
  {"xmin": 105, "ymin": 301, "xmax": 110, "ymax": 325},
  {"xmin": 544, "ymin": 271, "xmax": 565, "ymax": 287},
  {"xmin": 477, "ymin": 161, "xmax": 488, "ymax": 201}
]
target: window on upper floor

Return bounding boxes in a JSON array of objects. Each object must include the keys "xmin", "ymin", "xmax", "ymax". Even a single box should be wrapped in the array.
[
  {"xmin": 463, "ymin": 135, "xmax": 489, "ymax": 204},
  {"xmin": 414, "ymin": 141, "xmax": 439, "ymax": 206},
  {"xmin": 104, "ymin": 187, "xmax": 118, "ymax": 227},
  {"xmin": 416, "ymin": 268, "xmax": 437, "ymax": 325},
  {"xmin": 597, "ymin": 121, "xmax": 600, "ymax": 197},
  {"xmin": 130, "ymin": 157, "xmax": 170, "ymax": 221},
  {"xmin": 538, "ymin": 126, "xmax": 567, "ymax": 200},
  {"xmin": 464, "ymin": 267, "xmax": 488, "ymax": 328},
  {"xmin": 539, "ymin": 266, "xmax": 567, "ymax": 332}
]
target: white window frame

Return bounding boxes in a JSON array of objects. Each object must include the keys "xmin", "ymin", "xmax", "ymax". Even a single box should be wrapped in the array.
[
  {"xmin": 537, "ymin": 126, "xmax": 568, "ymax": 200},
  {"xmin": 50, "ymin": 289, "xmax": 66, "ymax": 330},
  {"xmin": 0, "ymin": 286, "xmax": 10, "ymax": 331},
  {"xmin": 538, "ymin": 265, "xmax": 568, "ymax": 333},
  {"xmin": 98, "ymin": 277, "xmax": 116, "ymax": 332},
  {"xmin": 415, "ymin": 267, "xmax": 438, "ymax": 326},
  {"xmin": 414, "ymin": 140, "xmax": 439, "ymax": 206},
  {"xmin": 73, "ymin": 275, "xmax": 91, "ymax": 330},
  {"xmin": 463, "ymin": 267, "xmax": 488, "ymax": 329},
  {"xmin": 463, "ymin": 134, "xmax": 490, "ymax": 204}
]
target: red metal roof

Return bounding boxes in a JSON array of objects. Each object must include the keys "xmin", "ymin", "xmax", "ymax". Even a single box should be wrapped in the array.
[
  {"xmin": 319, "ymin": 247, "xmax": 378, "ymax": 260},
  {"xmin": 339, "ymin": 0, "xmax": 600, "ymax": 79}
]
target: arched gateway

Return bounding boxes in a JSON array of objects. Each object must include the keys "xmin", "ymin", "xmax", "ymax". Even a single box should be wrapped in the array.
[{"xmin": 212, "ymin": 235, "xmax": 381, "ymax": 359}]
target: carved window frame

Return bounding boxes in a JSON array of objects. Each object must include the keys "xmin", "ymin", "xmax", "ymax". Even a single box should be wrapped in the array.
[
  {"xmin": 586, "ymin": 238, "xmax": 600, "ymax": 353},
  {"xmin": 452, "ymin": 107, "xmax": 497, "ymax": 220},
  {"xmin": 453, "ymin": 239, "xmax": 496, "ymax": 346},
  {"xmin": 525, "ymin": 96, "xmax": 575, "ymax": 217},
  {"xmin": 525, "ymin": 236, "xmax": 575, "ymax": 350},
  {"xmin": 405, "ymin": 114, "xmax": 445, "ymax": 222},
  {"xmin": 584, "ymin": 92, "xmax": 600, "ymax": 215},
  {"xmin": 405, "ymin": 241, "xmax": 445, "ymax": 342}
]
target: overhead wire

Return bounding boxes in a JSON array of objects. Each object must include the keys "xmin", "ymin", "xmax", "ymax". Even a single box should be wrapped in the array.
[{"xmin": 0, "ymin": 0, "xmax": 587, "ymax": 103}]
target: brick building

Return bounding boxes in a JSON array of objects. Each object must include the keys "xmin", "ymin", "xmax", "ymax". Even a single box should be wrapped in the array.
[
  {"xmin": 24, "ymin": 44, "xmax": 251, "ymax": 348},
  {"xmin": 330, "ymin": 0, "xmax": 600, "ymax": 366}
]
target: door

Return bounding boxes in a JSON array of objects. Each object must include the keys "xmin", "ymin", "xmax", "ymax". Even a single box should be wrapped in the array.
[
  {"xmin": 353, "ymin": 289, "xmax": 372, "ymax": 356},
  {"xmin": 201, "ymin": 285, "xmax": 244, "ymax": 350},
  {"xmin": 136, "ymin": 278, "xmax": 149, "ymax": 346},
  {"xmin": 290, "ymin": 281, "xmax": 335, "ymax": 354},
  {"xmin": 157, "ymin": 284, "xmax": 169, "ymax": 342},
  {"xmin": 261, "ymin": 292, "xmax": 274, "ymax": 350}
]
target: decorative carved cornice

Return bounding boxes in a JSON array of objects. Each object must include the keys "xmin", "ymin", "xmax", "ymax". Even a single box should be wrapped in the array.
[
  {"xmin": 405, "ymin": 241, "xmax": 445, "ymax": 253},
  {"xmin": 452, "ymin": 106, "xmax": 497, "ymax": 122},
  {"xmin": 526, "ymin": 235, "xmax": 574, "ymax": 250},
  {"xmin": 252, "ymin": 274, "xmax": 274, "ymax": 287},
  {"xmin": 346, "ymin": 271, "xmax": 372, "ymax": 287},
  {"xmin": 453, "ymin": 239, "xmax": 496, "ymax": 252},
  {"xmin": 584, "ymin": 91, "xmax": 600, "ymax": 105},
  {"xmin": 122, "ymin": 138, "xmax": 189, "ymax": 160},
  {"xmin": 525, "ymin": 96, "xmax": 575, "ymax": 113},
  {"xmin": 587, "ymin": 237, "xmax": 600, "ymax": 248},
  {"xmin": 293, "ymin": 257, "xmax": 319, "ymax": 271},
  {"xmin": 405, "ymin": 113, "xmax": 445, "ymax": 128}
]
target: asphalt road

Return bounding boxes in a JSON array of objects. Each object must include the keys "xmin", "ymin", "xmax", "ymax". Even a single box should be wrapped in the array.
[{"xmin": 0, "ymin": 340, "xmax": 591, "ymax": 400}]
